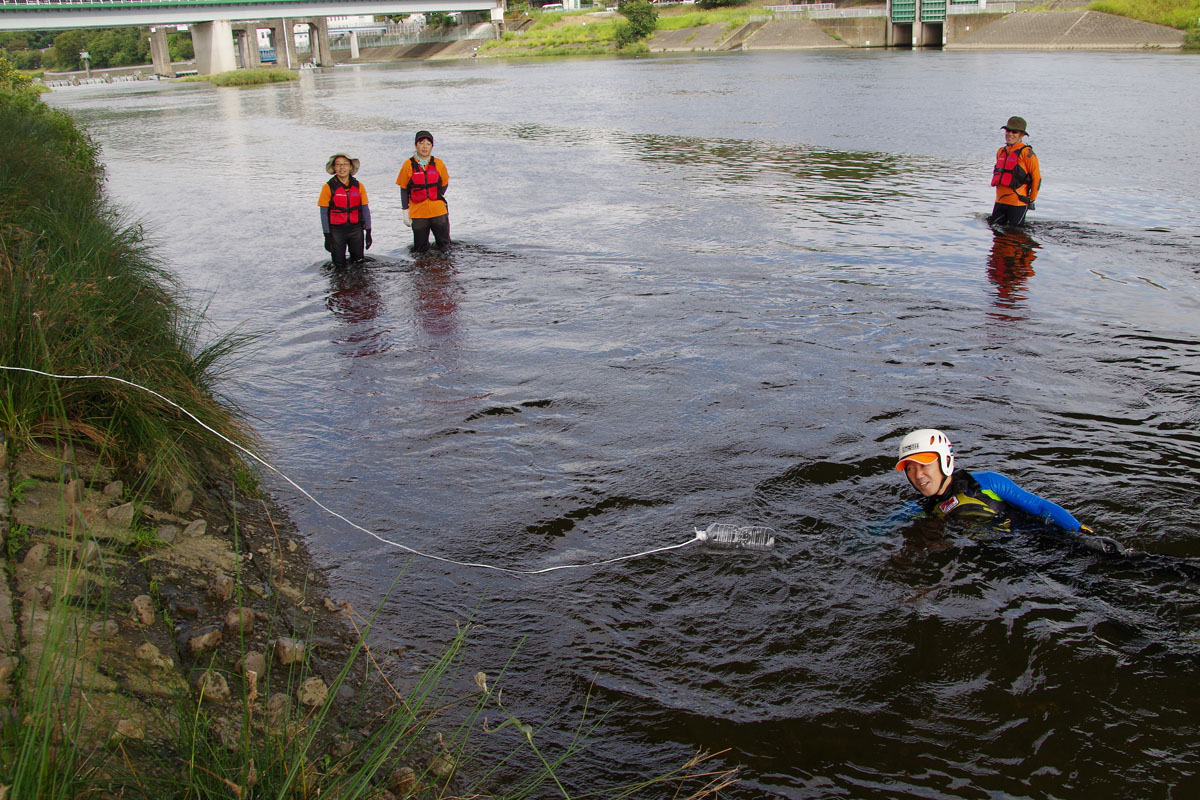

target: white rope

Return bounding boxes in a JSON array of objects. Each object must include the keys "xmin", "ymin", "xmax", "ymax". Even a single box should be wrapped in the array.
[{"xmin": 0, "ymin": 365, "xmax": 701, "ymax": 574}]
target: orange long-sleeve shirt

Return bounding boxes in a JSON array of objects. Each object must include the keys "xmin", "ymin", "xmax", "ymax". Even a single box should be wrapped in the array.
[
  {"xmin": 395, "ymin": 156, "xmax": 449, "ymax": 219},
  {"xmin": 993, "ymin": 143, "xmax": 1041, "ymax": 207}
]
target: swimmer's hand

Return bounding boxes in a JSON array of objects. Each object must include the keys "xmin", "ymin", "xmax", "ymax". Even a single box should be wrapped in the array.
[
  {"xmin": 323, "ymin": 232, "xmax": 332, "ymax": 253},
  {"xmin": 365, "ymin": 230, "xmax": 373, "ymax": 250},
  {"xmin": 403, "ymin": 209, "xmax": 412, "ymax": 228},
  {"xmin": 1079, "ymin": 530, "xmax": 1133, "ymax": 557}
]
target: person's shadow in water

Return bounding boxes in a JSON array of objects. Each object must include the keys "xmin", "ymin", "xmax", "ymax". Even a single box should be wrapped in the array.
[
  {"xmin": 410, "ymin": 250, "xmax": 462, "ymax": 346},
  {"xmin": 986, "ymin": 226, "xmax": 1039, "ymax": 316},
  {"xmin": 322, "ymin": 258, "xmax": 397, "ymax": 359},
  {"xmin": 325, "ymin": 259, "xmax": 385, "ymax": 325}
]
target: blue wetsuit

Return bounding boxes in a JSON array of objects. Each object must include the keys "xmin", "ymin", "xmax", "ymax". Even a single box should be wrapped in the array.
[{"xmin": 890, "ymin": 469, "xmax": 1081, "ymax": 533}]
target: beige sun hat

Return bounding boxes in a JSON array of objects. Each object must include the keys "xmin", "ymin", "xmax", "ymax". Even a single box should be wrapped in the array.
[{"xmin": 325, "ymin": 153, "xmax": 360, "ymax": 175}]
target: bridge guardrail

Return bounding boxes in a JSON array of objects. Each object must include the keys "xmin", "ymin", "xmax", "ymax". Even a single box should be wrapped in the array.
[
  {"xmin": 946, "ymin": 2, "xmax": 1016, "ymax": 13},
  {"xmin": 0, "ymin": 0, "xmax": 351, "ymax": 7},
  {"xmin": 764, "ymin": 5, "xmax": 887, "ymax": 18}
]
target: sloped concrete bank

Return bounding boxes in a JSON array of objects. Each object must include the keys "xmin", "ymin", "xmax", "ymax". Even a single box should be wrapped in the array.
[
  {"xmin": 357, "ymin": 11, "xmax": 1183, "ymax": 59},
  {"xmin": 0, "ymin": 437, "xmax": 444, "ymax": 791},
  {"xmin": 945, "ymin": 9, "xmax": 1184, "ymax": 49}
]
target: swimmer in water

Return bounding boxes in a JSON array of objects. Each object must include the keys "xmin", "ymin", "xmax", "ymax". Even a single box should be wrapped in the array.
[{"xmin": 891, "ymin": 429, "xmax": 1128, "ymax": 554}]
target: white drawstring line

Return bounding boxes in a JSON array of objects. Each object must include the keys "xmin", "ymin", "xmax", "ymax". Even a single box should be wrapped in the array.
[{"xmin": 0, "ymin": 365, "xmax": 701, "ymax": 575}]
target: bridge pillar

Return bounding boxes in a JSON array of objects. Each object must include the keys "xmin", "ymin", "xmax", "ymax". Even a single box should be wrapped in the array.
[
  {"xmin": 274, "ymin": 19, "xmax": 299, "ymax": 70},
  {"xmin": 310, "ymin": 18, "xmax": 334, "ymax": 67},
  {"xmin": 232, "ymin": 25, "xmax": 262, "ymax": 70},
  {"xmin": 349, "ymin": 30, "xmax": 360, "ymax": 60},
  {"xmin": 148, "ymin": 26, "xmax": 175, "ymax": 78},
  {"xmin": 191, "ymin": 20, "xmax": 237, "ymax": 75}
]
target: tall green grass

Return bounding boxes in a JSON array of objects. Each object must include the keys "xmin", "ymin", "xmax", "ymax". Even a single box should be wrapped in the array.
[
  {"xmin": 0, "ymin": 55, "xmax": 259, "ymax": 496},
  {"xmin": 180, "ymin": 68, "xmax": 299, "ymax": 86},
  {"xmin": 1088, "ymin": 0, "xmax": 1200, "ymax": 29}
]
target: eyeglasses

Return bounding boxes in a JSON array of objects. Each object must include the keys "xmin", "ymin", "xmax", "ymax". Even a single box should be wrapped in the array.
[{"xmin": 1003, "ymin": 128, "xmax": 1023, "ymax": 134}]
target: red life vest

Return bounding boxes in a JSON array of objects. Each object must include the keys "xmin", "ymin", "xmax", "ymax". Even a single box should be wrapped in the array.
[
  {"xmin": 327, "ymin": 177, "xmax": 362, "ymax": 225},
  {"xmin": 407, "ymin": 157, "xmax": 441, "ymax": 204},
  {"xmin": 991, "ymin": 144, "xmax": 1032, "ymax": 190}
]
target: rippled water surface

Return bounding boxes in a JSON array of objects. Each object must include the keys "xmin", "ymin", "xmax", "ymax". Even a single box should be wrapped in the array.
[{"xmin": 49, "ymin": 49, "xmax": 1200, "ymax": 797}]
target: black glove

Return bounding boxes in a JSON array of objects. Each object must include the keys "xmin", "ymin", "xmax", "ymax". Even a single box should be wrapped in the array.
[
  {"xmin": 323, "ymin": 232, "xmax": 332, "ymax": 253},
  {"xmin": 1080, "ymin": 532, "xmax": 1132, "ymax": 557},
  {"xmin": 1026, "ymin": 201, "xmax": 1035, "ymax": 211},
  {"xmin": 364, "ymin": 229, "xmax": 373, "ymax": 250}
]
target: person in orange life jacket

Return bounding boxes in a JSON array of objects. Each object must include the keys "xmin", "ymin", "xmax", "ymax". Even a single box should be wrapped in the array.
[
  {"xmin": 395, "ymin": 130, "xmax": 450, "ymax": 253},
  {"xmin": 319, "ymin": 153, "xmax": 372, "ymax": 269},
  {"xmin": 891, "ymin": 429, "xmax": 1129, "ymax": 555},
  {"xmin": 989, "ymin": 116, "xmax": 1041, "ymax": 228}
]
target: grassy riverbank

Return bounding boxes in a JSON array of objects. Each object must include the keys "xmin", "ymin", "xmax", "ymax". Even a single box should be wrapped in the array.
[
  {"xmin": 482, "ymin": 4, "xmax": 758, "ymax": 57},
  {"xmin": 480, "ymin": 0, "xmax": 1195, "ymax": 57},
  {"xmin": 1088, "ymin": 0, "xmax": 1200, "ymax": 29},
  {"xmin": 1, "ymin": 58, "xmax": 255, "ymax": 496},
  {"xmin": 1, "ymin": 56, "xmax": 737, "ymax": 797},
  {"xmin": 180, "ymin": 67, "xmax": 298, "ymax": 86}
]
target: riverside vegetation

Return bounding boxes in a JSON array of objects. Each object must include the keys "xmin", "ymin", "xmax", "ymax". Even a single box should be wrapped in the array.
[
  {"xmin": 0, "ymin": 57, "xmax": 737, "ymax": 798},
  {"xmin": 180, "ymin": 68, "xmax": 299, "ymax": 87},
  {"xmin": 482, "ymin": 0, "xmax": 1199, "ymax": 57},
  {"xmin": 3, "ymin": 0, "xmax": 1195, "ymax": 74}
]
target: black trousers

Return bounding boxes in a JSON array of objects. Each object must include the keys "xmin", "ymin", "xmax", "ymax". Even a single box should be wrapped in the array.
[
  {"xmin": 330, "ymin": 224, "xmax": 364, "ymax": 268},
  {"xmin": 988, "ymin": 202, "xmax": 1029, "ymax": 228},
  {"xmin": 411, "ymin": 214, "xmax": 450, "ymax": 252}
]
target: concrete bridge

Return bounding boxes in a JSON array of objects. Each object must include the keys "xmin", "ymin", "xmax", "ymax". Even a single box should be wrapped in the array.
[{"xmin": 0, "ymin": 0, "xmax": 503, "ymax": 74}]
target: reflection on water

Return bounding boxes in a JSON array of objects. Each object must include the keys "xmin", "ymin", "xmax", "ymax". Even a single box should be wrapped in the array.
[
  {"xmin": 46, "ymin": 51, "xmax": 1200, "ymax": 799},
  {"xmin": 324, "ymin": 260, "xmax": 392, "ymax": 357},
  {"xmin": 986, "ymin": 225, "xmax": 1038, "ymax": 313},
  {"xmin": 411, "ymin": 254, "xmax": 462, "ymax": 344}
]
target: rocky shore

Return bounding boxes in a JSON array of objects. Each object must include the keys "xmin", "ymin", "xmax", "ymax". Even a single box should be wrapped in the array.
[{"xmin": 0, "ymin": 436, "xmax": 441, "ymax": 795}]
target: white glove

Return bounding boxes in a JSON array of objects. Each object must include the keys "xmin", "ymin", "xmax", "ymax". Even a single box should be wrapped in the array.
[{"xmin": 403, "ymin": 209, "xmax": 412, "ymax": 228}]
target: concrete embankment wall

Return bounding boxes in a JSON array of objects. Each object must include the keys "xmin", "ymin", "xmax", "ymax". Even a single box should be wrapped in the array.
[
  {"xmin": 743, "ymin": 19, "xmax": 850, "ymax": 49},
  {"xmin": 945, "ymin": 10, "xmax": 1184, "ymax": 49},
  {"xmin": 810, "ymin": 17, "xmax": 889, "ymax": 47},
  {"xmin": 648, "ymin": 10, "xmax": 1182, "ymax": 54}
]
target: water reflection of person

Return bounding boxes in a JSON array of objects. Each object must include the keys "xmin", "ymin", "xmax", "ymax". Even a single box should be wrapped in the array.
[
  {"xmin": 396, "ymin": 130, "xmax": 450, "ymax": 253},
  {"xmin": 411, "ymin": 256, "xmax": 461, "ymax": 343},
  {"xmin": 325, "ymin": 262, "xmax": 383, "ymax": 325},
  {"xmin": 319, "ymin": 153, "xmax": 373, "ymax": 269},
  {"xmin": 986, "ymin": 226, "xmax": 1038, "ymax": 308}
]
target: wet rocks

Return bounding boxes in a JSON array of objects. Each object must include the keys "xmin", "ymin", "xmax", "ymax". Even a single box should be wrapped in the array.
[
  {"xmin": 275, "ymin": 636, "xmax": 306, "ymax": 666},
  {"xmin": 1, "ymin": 442, "xmax": 402, "ymax": 790},
  {"xmin": 132, "ymin": 595, "xmax": 155, "ymax": 625}
]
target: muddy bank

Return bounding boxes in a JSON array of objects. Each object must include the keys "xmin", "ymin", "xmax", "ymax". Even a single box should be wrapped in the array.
[{"xmin": 0, "ymin": 437, "xmax": 447, "ymax": 793}]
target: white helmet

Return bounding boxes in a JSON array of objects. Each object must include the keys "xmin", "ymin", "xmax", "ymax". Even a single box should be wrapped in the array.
[{"xmin": 896, "ymin": 429, "xmax": 954, "ymax": 477}]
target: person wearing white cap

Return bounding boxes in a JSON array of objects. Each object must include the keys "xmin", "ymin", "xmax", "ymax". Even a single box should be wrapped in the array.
[
  {"xmin": 319, "ymin": 153, "xmax": 372, "ymax": 268},
  {"xmin": 893, "ymin": 429, "xmax": 1104, "ymax": 538}
]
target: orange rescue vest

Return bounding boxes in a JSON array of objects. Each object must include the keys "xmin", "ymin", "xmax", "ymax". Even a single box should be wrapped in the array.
[
  {"xmin": 327, "ymin": 178, "xmax": 363, "ymax": 226},
  {"xmin": 407, "ymin": 158, "xmax": 441, "ymax": 204}
]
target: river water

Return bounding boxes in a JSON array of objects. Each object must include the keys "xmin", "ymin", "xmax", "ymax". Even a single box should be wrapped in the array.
[{"xmin": 48, "ymin": 49, "xmax": 1200, "ymax": 797}]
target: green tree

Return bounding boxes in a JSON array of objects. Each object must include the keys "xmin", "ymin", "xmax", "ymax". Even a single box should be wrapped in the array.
[
  {"xmin": 615, "ymin": 0, "xmax": 658, "ymax": 46},
  {"xmin": 0, "ymin": 47, "xmax": 42, "ymax": 70},
  {"xmin": 168, "ymin": 31, "xmax": 194, "ymax": 61},
  {"xmin": 0, "ymin": 54, "xmax": 41, "ymax": 104},
  {"xmin": 426, "ymin": 11, "xmax": 459, "ymax": 28},
  {"xmin": 46, "ymin": 29, "xmax": 87, "ymax": 70}
]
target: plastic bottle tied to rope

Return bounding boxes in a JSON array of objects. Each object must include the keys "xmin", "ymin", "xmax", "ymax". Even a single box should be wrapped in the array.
[{"xmin": 694, "ymin": 523, "xmax": 777, "ymax": 550}]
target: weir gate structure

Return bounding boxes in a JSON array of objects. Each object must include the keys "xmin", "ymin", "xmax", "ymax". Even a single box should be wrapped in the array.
[{"xmin": 0, "ymin": 0, "xmax": 504, "ymax": 75}]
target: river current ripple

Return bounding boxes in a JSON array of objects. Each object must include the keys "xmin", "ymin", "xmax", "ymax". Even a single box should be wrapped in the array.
[{"xmin": 49, "ymin": 49, "xmax": 1200, "ymax": 797}]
